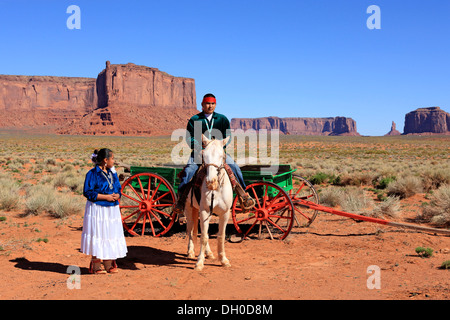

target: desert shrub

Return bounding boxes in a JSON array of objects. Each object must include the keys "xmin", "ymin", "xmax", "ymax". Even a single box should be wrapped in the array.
[
  {"xmin": 24, "ymin": 184, "xmax": 84, "ymax": 218},
  {"xmin": 415, "ymin": 246, "xmax": 433, "ymax": 258},
  {"xmin": 61, "ymin": 163, "xmax": 75, "ymax": 172},
  {"xmin": 45, "ymin": 158, "xmax": 57, "ymax": 166},
  {"xmin": 0, "ymin": 178, "xmax": 21, "ymax": 211},
  {"xmin": 24, "ymin": 185, "xmax": 57, "ymax": 216},
  {"xmin": 49, "ymin": 195, "xmax": 84, "ymax": 218},
  {"xmin": 421, "ymin": 169, "xmax": 450, "ymax": 192},
  {"xmin": 39, "ymin": 175, "xmax": 54, "ymax": 185},
  {"xmin": 6, "ymin": 161, "xmax": 22, "ymax": 172},
  {"xmin": 44, "ymin": 164, "xmax": 60, "ymax": 174},
  {"xmin": 421, "ymin": 184, "xmax": 450, "ymax": 227},
  {"xmin": 333, "ymin": 174, "xmax": 351, "ymax": 186},
  {"xmin": 371, "ymin": 196, "xmax": 401, "ymax": 219},
  {"xmin": 65, "ymin": 175, "xmax": 85, "ymax": 194},
  {"xmin": 374, "ymin": 176, "xmax": 396, "ymax": 190},
  {"xmin": 386, "ymin": 176, "xmax": 423, "ymax": 199},
  {"xmin": 340, "ymin": 186, "xmax": 373, "ymax": 214},
  {"xmin": 440, "ymin": 260, "xmax": 450, "ymax": 270},
  {"xmin": 338, "ymin": 174, "xmax": 363, "ymax": 186},
  {"xmin": 309, "ymin": 172, "xmax": 330, "ymax": 185},
  {"xmin": 318, "ymin": 187, "xmax": 343, "ymax": 207},
  {"xmin": 355, "ymin": 171, "xmax": 377, "ymax": 186},
  {"xmin": 52, "ymin": 171, "xmax": 83, "ymax": 191},
  {"xmin": 53, "ymin": 172, "xmax": 71, "ymax": 188}
]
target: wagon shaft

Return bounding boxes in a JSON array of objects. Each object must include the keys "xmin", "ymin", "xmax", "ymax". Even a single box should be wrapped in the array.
[{"xmin": 298, "ymin": 200, "xmax": 450, "ymax": 236}]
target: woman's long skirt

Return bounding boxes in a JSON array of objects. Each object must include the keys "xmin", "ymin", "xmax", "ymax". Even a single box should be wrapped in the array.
[{"xmin": 80, "ymin": 201, "xmax": 127, "ymax": 260}]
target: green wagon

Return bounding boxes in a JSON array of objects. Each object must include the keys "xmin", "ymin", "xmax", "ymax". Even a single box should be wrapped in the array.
[{"xmin": 119, "ymin": 164, "xmax": 319, "ymax": 240}]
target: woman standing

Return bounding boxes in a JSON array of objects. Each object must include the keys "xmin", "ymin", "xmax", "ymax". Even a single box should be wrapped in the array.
[{"xmin": 80, "ymin": 148, "xmax": 127, "ymax": 274}]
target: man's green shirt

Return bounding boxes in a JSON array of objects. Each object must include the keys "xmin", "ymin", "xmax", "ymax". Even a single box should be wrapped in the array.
[{"xmin": 186, "ymin": 111, "xmax": 231, "ymax": 150}]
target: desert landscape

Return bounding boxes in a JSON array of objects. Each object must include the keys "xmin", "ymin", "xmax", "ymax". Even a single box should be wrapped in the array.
[
  {"xmin": 2, "ymin": 1, "xmax": 450, "ymax": 308},
  {"xmin": 0, "ymin": 132, "xmax": 448, "ymax": 300}
]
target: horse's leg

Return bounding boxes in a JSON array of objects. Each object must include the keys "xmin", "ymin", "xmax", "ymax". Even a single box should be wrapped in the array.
[
  {"xmin": 217, "ymin": 210, "xmax": 231, "ymax": 267},
  {"xmin": 191, "ymin": 207, "xmax": 199, "ymax": 258},
  {"xmin": 192, "ymin": 207, "xmax": 198, "ymax": 240},
  {"xmin": 195, "ymin": 209, "xmax": 211, "ymax": 271},
  {"xmin": 185, "ymin": 203, "xmax": 196, "ymax": 259},
  {"xmin": 205, "ymin": 228, "xmax": 215, "ymax": 260}
]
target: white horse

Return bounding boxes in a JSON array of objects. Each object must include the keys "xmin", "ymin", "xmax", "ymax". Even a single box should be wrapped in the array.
[{"xmin": 184, "ymin": 134, "xmax": 233, "ymax": 271}]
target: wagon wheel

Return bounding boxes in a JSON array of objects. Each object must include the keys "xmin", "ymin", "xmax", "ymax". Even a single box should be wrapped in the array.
[
  {"xmin": 290, "ymin": 174, "xmax": 320, "ymax": 227},
  {"xmin": 119, "ymin": 172, "xmax": 176, "ymax": 237},
  {"xmin": 232, "ymin": 181, "xmax": 294, "ymax": 240}
]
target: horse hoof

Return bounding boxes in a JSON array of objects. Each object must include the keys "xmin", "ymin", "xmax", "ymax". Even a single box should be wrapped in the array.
[
  {"xmin": 187, "ymin": 252, "xmax": 195, "ymax": 259},
  {"xmin": 221, "ymin": 260, "xmax": 231, "ymax": 268},
  {"xmin": 194, "ymin": 265, "xmax": 204, "ymax": 271}
]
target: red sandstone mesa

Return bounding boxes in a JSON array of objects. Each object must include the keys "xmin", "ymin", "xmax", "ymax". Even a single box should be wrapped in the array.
[
  {"xmin": 2, "ymin": 62, "xmax": 447, "ymax": 137},
  {"xmin": 403, "ymin": 107, "xmax": 450, "ymax": 135},
  {"xmin": 230, "ymin": 116, "xmax": 360, "ymax": 136},
  {"xmin": 0, "ymin": 61, "xmax": 197, "ymax": 136}
]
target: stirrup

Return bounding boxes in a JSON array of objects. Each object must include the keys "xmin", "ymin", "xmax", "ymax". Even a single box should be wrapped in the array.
[
  {"xmin": 239, "ymin": 192, "xmax": 256, "ymax": 213},
  {"xmin": 173, "ymin": 202, "xmax": 185, "ymax": 216},
  {"xmin": 89, "ymin": 259, "xmax": 107, "ymax": 275},
  {"xmin": 173, "ymin": 200, "xmax": 188, "ymax": 224}
]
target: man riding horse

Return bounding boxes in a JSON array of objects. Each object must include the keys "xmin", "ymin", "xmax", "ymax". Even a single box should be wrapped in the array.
[{"xmin": 173, "ymin": 93, "xmax": 255, "ymax": 216}]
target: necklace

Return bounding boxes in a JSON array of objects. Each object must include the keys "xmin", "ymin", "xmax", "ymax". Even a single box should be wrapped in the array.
[
  {"xmin": 205, "ymin": 118, "xmax": 215, "ymax": 137},
  {"xmin": 101, "ymin": 170, "xmax": 114, "ymax": 190}
]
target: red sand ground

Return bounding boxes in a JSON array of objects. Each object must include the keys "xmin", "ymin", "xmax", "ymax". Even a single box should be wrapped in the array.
[{"xmin": 0, "ymin": 193, "xmax": 448, "ymax": 301}]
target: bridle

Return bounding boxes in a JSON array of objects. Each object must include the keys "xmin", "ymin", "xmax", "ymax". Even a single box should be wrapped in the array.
[
  {"xmin": 201, "ymin": 139, "xmax": 226, "ymax": 180},
  {"xmin": 200, "ymin": 139, "xmax": 228, "ymax": 215}
]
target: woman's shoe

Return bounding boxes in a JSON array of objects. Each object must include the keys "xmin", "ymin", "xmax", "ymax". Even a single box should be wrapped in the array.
[
  {"xmin": 103, "ymin": 260, "xmax": 119, "ymax": 273},
  {"xmin": 89, "ymin": 259, "xmax": 107, "ymax": 274}
]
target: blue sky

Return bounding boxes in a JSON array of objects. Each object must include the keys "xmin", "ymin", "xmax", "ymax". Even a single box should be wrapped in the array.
[{"xmin": 0, "ymin": 0, "xmax": 449, "ymax": 136}]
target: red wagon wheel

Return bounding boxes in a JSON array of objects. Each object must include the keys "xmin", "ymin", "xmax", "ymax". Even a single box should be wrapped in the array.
[
  {"xmin": 290, "ymin": 174, "xmax": 320, "ymax": 227},
  {"xmin": 232, "ymin": 181, "xmax": 294, "ymax": 240},
  {"xmin": 119, "ymin": 172, "xmax": 176, "ymax": 237}
]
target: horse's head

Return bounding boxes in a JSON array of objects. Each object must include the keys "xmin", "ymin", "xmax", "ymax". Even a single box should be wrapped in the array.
[{"xmin": 201, "ymin": 134, "xmax": 230, "ymax": 191}]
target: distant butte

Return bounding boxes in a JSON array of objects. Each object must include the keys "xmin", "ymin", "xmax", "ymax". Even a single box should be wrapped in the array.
[
  {"xmin": 385, "ymin": 121, "xmax": 401, "ymax": 136},
  {"xmin": 403, "ymin": 107, "xmax": 450, "ymax": 135},
  {"xmin": 0, "ymin": 61, "xmax": 197, "ymax": 136},
  {"xmin": 230, "ymin": 116, "xmax": 360, "ymax": 136},
  {"xmin": 2, "ymin": 63, "xmax": 448, "ymax": 137}
]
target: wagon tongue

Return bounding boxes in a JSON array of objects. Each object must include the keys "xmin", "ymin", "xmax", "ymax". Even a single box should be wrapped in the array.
[{"xmin": 299, "ymin": 200, "xmax": 450, "ymax": 236}]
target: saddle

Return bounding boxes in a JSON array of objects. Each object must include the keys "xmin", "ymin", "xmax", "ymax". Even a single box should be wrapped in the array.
[
  {"xmin": 179, "ymin": 163, "xmax": 251, "ymax": 210},
  {"xmin": 189, "ymin": 163, "xmax": 238, "ymax": 206},
  {"xmin": 174, "ymin": 157, "xmax": 255, "ymax": 218}
]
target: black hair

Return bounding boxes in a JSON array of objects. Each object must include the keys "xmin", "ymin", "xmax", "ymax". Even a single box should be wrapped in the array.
[
  {"xmin": 203, "ymin": 93, "xmax": 215, "ymax": 99},
  {"xmin": 92, "ymin": 148, "xmax": 113, "ymax": 165}
]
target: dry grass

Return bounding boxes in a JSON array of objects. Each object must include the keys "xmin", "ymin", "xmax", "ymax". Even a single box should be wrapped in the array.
[
  {"xmin": 372, "ymin": 196, "xmax": 401, "ymax": 219},
  {"xmin": 0, "ymin": 132, "xmax": 449, "ymax": 222},
  {"xmin": 0, "ymin": 178, "xmax": 21, "ymax": 211},
  {"xmin": 421, "ymin": 184, "xmax": 450, "ymax": 227},
  {"xmin": 386, "ymin": 176, "xmax": 423, "ymax": 199}
]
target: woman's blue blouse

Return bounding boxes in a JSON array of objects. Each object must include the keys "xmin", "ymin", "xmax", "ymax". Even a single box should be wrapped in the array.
[{"xmin": 83, "ymin": 166, "xmax": 122, "ymax": 207}]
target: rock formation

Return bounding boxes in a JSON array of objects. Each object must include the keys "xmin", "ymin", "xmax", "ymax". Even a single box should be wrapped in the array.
[
  {"xmin": 0, "ymin": 75, "xmax": 96, "ymax": 130},
  {"xmin": 403, "ymin": 107, "xmax": 450, "ymax": 135},
  {"xmin": 0, "ymin": 61, "xmax": 197, "ymax": 135},
  {"xmin": 385, "ymin": 121, "xmax": 401, "ymax": 136},
  {"xmin": 60, "ymin": 62, "xmax": 197, "ymax": 135},
  {"xmin": 230, "ymin": 116, "xmax": 360, "ymax": 136}
]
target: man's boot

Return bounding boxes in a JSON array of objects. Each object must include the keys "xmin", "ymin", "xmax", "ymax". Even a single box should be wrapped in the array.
[
  {"xmin": 223, "ymin": 163, "xmax": 255, "ymax": 212},
  {"xmin": 234, "ymin": 184, "xmax": 256, "ymax": 212},
  {"xmin": 173, "ymin": 185, "xmax": 189, "ymax": 219}
]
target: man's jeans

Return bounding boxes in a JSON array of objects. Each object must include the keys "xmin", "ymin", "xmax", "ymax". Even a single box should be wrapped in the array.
[{"xmin": 178, "ymin": 152, "xmax": 246, "ymax": 192}]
